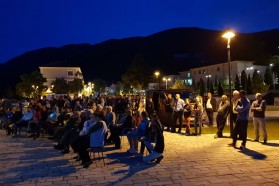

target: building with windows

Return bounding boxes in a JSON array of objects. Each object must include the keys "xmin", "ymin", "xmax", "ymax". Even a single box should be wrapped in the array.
[
  {"xmin": 39, "ymin": 66, "xmax": 83, "ymax": 88},
  {"xmin": 179, "ymin": 61, "xmax": 267, "ymax": 89}
]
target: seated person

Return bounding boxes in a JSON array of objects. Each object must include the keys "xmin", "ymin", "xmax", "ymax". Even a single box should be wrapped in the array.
[
  {"xmin": 109, "ymin": 109, "xmax": 134, "ymax": 149},
  {"xmin": 71, "ymin": 114, "xmax": 97, "ymax": 160},
  {"xmin": 143, "ymin": 114, "xmax": 165, "ymax": 163},
  {"xmin": 53, "ymin": 110, "xmax": 82, "ymax": 153},
  {"xmin": 13, "ymin": 106, "xmax": 34, "ymax": 135},
  {"xmin": 33, "ymin": 106, "xmax": 49, "ymax": 139},
  {"xmin": 126, "ymin": 111, "xmax": 149, "ymax": 154},
  {"xmin": 77, "ymin": 110, "xmax": 107, "ymax": 168}
]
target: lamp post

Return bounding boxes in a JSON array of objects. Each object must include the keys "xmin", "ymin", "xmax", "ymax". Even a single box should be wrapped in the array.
[
  {"xmin": 154, "ymin": 71, "xmax": 160, "ymax": 89},
  {"xmin": 222, "ymin": 31, "xmax": 235, "ymax": 137},
  {"xmin": 163, "ymin": 77, "xmax": 171, "ymax": 89},
  {"xmin": 270, "ymin": 64, "xmax": 275, "ymax": 92},
  {"xmin": 205, "ymin": 74, "xmax": 211, "ymax": 92}
]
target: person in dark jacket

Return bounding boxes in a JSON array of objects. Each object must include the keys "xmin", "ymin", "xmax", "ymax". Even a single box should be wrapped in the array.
[
  {"xmin": 143, "ymin": 114, "xmax": 164, "ymax": 163},
  {"xmin": 214, "ymin": 95, "xmax": 230, "ymax": 138}
]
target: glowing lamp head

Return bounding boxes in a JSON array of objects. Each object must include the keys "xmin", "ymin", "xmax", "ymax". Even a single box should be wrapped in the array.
[{"xmin": 222, "ymin": 31, "xmax": 235, "ymax": 39}]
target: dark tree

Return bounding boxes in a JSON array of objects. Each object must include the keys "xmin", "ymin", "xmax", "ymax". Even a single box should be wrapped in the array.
[
  {"xmin": 214, "ymin": 75, "xmax": 218, "ymax": 87},
  {"xmin": 240, "ymin": 70, "xmax": 247, "ymax": 91},
  {"xmin": 247, "ymin": 74, "xmax": 252, "ymax": 94},
  {"xmin": 217, "ymin": 81, "xmax": 224, "ymax": 96},
  {"xmin": 264, "ymin": 67, "xmax": 273, "ymax": 88},
  {"xmin": 234, "ymin": 74, "xmax": 240, "ymax": 91},
  {"xmin": 68, "ymin": 78, "xmax": 84, "ymax": 94},
  {"xmin": 122, "ymin": 53, "xmax": 149, "ymax": 90},
  {"xmin": 16, "ymin": 71, "xmax": 47, "ymax": 98},
  {"xmin": 192, "ymin": 79, "xmax": 196, "ymax": 91},
  {"xmin": 52, "ymin": 78, "xmax": 69, "ymax": 94},
  {"xmin": 210, "ymin": 81, "xmax": 214, "ymax": 95},
  {"xmin": 206, "ymin": 78, "xmax": 210, "ymax": 92},
  {"xmin": 199, "ymin": 78, "xmax": 206, "ymax": 97}
]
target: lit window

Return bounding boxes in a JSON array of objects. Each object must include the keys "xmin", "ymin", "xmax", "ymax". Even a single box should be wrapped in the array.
[
  {"xmin": 68, "ymin": 71, "xmax": 74, "ymax": 76},
  {"xmin": 187, "ymin": 72, "xmax": 191, "ymax": 78}
]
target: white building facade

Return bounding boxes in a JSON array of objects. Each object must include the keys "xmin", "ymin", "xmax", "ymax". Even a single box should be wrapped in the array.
[
  {"xmin": 39, "ymin": 66, "xmax": 83, "ymax": 88},
  {"xmin": 180, "ymin": 61, "xmax": 267, "ymax": 88}
]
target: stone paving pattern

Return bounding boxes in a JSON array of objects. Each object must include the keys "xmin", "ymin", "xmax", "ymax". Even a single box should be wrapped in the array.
[{"xmin": 0, "ymin": 129, "xmax": 279, "ymax": 186}]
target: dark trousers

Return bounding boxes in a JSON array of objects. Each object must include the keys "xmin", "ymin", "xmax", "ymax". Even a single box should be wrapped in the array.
[
  {"xmin": 172, "ymin": 111, "xmax": 183, "ymax": 132},
  {"xmin": 165, "ymin": 112, "xmax": 173, "ymax": 129},
  {"xmin": 216, "ymin": 114, "xmax": 226, "ymax": 137},
  {"xmin": 76, "ymin": 135, "xmax": 90, "ymax": 164},
  {"xmin": 206, "ymin": 108, "xmax": 214, "ymax": 125},
  {"xmin": 232, "ymin": 119, "xmax": 248, "ymax": 146}
]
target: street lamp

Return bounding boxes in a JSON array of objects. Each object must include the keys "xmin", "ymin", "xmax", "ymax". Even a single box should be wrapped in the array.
[
  {"xmin": 154, "ymin": 71, "xmax": 160, "ymax": 89},
  {"xmin": 270, "ymin": 64, "xmax": 275, "ymax": 92},
  {"xmin": 205, "ymin": 74, "xmax": 211, "ymax": 92},
  {"xmin": 163, "ymin": 77, "xmax": 171, "ymax": 89},
  {"xmin": 222, "ymin": 30, "xmax": 235, "ymax": 137}
]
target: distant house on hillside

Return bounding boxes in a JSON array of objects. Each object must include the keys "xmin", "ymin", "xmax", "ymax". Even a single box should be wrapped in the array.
[{"xmin": 39, "ymin": 65, "xmax": 83, "ymax": 89}]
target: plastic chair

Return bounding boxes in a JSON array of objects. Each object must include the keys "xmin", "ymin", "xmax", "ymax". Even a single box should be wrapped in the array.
[{"xmin": 89, "ymin": 128, "xmax": 106, "ymax": 166}]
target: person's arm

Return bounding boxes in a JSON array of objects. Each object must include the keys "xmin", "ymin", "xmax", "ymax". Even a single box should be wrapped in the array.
[
  {"xmin": 235, "ymin": 100, "xmax": 250, "ymax": 113},
  {"xmin": 88, "ymin": 122, "xmax": 103, "ymax": 134}
]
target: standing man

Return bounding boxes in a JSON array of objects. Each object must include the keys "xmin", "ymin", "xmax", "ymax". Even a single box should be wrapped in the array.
[
  {"xmin": 230, "ymin": 90, "xmax": 250, "ymax": 149},
  {"xmin": 251, "ymin": 93, "xmax": 267, "ymax": 144},
  {"xmin": 172, "ymin": 94, "xmax": 185, "ymax": 133},
  {"xmin": 163, "ymin": 93, "xmax": 174, "ymax": 131},
  {"xmin": 205, "ymin": 92, "xmax": 217, "ymax": 126},
  {"xmin": 214, "ymin": 95, "xmax": 230, "ymax": 138}
]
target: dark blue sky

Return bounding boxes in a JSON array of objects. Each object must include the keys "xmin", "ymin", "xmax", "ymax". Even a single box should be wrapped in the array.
[{"xmin": 1, "ymin": 0, "xmax": 278, "ymax": 64}]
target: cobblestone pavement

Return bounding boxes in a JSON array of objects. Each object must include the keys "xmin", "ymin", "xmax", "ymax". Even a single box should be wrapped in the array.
[{"xmin": 0, "ymin": 129, "xmax": 279, "ymax": 186}]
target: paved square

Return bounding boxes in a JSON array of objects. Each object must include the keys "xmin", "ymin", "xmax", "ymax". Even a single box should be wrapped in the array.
[{"xmin": 0, "ymin": 130, "xmax": 279, "ymax": 186}]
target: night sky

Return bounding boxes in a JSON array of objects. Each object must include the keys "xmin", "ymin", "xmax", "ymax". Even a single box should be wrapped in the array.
[{"xmin": 0, "ymin": 0, "xmax": 278, "ymax": 64}]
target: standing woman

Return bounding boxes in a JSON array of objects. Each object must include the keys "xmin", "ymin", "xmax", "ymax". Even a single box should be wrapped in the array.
[
  {"xmin": 193, "ymin": 96, "xmax": 203, "ymax": 135},
  {"xmin": 183, "ymin": 98, "xmax": 192, "ymax": 136}
]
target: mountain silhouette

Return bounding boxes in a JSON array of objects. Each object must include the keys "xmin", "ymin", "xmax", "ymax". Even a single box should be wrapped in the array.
[{"xmin": 0, "ymin": 27, "xmax": 279, "ymax": 97}]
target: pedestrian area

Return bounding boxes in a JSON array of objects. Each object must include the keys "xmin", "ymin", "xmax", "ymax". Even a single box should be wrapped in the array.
[{"xmin": 0, "ymin": 130, "xmax": 279, "ymax": 186}]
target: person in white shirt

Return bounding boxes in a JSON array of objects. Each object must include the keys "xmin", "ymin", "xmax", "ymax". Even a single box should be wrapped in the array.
[
  {"xmin": 171, "ymin": 94, "xmax": 185, "ymax": 133},
  {"xmin": 205, "ymin": 92, "xmax": 217, "ymax": 126}
]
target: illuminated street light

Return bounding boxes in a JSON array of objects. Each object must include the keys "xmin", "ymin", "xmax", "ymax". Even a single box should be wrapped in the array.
[
  {"xmin": 163, "ymin": 77, "xmax": 171, "ymax": 89},
  {"xmin": 222, "ymin": 30, "xmax": 235, "ymax": 137},
  {"xmin": 270, "ymin": 63, "xmax": 275, "ymax": 92},
  {"xmin": 205, "ymin": 74, "xmax": 212, "ymax": 92},
  {"xmin": 154, "ymin": 71, "xmax": 160, "ymax": 89}
]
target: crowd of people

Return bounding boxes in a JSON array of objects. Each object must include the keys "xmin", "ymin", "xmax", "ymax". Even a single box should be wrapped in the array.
[
  {"xmin": 0, "ymin": 94, "xmax": 164, "ymax": 168},
  {"xmin": 0, "ymin": 90, "xmax": 268, "ymax": 168},
  {"xmin": 160, "ymin": 90, "xmax": 268, "ymax": 150}
]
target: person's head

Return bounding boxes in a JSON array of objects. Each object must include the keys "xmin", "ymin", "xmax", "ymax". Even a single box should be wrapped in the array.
[
  {"xmin": 207, "ymin": 92, "xmax": 212, "ymax": 98},
  {"xmin": 175, "ymin": 94, "xmax": 180, "ymax": 100},
  {"xmin": 196, "ymin": 96, "xmax": 203, "ymax": 105},
  {"xmin": 255, "ymin": 93, "xmax": 262, "ymax": 101},
  {"xmin": 150, "ymin": 113, "xmax": 159, "ymax": 122},
  {"xmin": 93, "ymin": 110, "xmax": 106, "ymax": 121},
  {"xmin": 239, "ymin": 90, "xmax": 247, "ymax": 99},
  {"xmin": 185, "ymin": 98, "xmax": 190, "ymax": 104},
  {"xmin": 106, "ymin": 106, "xmax": 112, "ymax": 113},
  {"xmin": 141, "ymin": 111, "xmax": 148, "ymax": 120},
  {"xmin": 221, "ymin": 95, "xmax": 227, "ymax": 102},
  {"xmin": 233, "ymin": 90, "xmax": 240, "ymax": 98},
  {"xmin": 73, "ymin": 110, "xmax": 81, "ymax": 118},
  {"xmin": 96, "ymin": 104, "xmax": 103, "ymax": 112},
  {"xmin": 167, "ymin": 94, "xmax": 172, "ymax": 99}
]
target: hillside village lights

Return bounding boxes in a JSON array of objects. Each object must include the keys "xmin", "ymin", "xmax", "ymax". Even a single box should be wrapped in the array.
[
  {"xmin": 222, "ymin": 31, "xmax": 235, "ymax": 137},
  {"xmin": 163, "ymin": 77, "xmax": 171, "ymax": 89}
]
